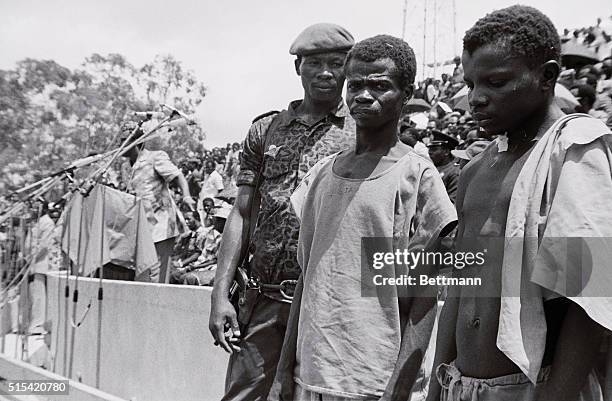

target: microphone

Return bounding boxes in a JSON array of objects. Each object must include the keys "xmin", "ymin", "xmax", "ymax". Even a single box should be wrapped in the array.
[
  {"xmin": 164, "ymin": 119, "xmax": 193, "ymax": 128},
  {"xmin": 132, "ymin": 111, "xmax": 166, "ymax": 119},
  {"xmin": 68, "ymin": 153, "xmax": 109, "ymax": 169},
  {"xmin": 161, "ymin": 104, "xmax": 197, "ymax": 125}
]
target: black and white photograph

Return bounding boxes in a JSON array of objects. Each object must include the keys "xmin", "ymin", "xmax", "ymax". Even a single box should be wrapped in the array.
[{"xmin": 0, "ymin": 1, "xmax": 611, "ymax": 400}]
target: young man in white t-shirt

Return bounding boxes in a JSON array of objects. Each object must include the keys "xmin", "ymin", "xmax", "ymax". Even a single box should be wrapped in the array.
[
  {"xmin": 270, "ymin": 35, "xmax": 457, "ymax": 401},
  {"xmin": 197, "ymin": 160, "xmax": 224, "ymax": 224}
]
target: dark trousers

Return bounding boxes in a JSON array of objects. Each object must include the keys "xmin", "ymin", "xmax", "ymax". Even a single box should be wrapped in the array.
[
  {"xmin": 137, "ymin": 237, "xmax": 174, "ymax": 283},
  {"xmin": 94, "ymin": 263, "xmax": 136, "ymax": 281},
  {"xmin": 221, "ymin": 295, "xmax": 291, "ymax": 401}
]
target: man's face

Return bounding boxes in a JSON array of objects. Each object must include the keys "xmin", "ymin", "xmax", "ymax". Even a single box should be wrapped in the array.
[
  {"xmin": 296, "ymin": 51, "xmax": 347, "ymax": 103},
  {"xmin": 447, "ymin": 116, "xmax": 459, "ymax": 133},
  {"xmin": 428, "ymin": 145, "xmax": 450, "ymax": 166},
  {"xmin": 204, "ymin": 162, "xmax": 215, "ymax": 174},
  {"xmin": 462, "ymin": 45, "xmax": 545, "ymax": 135},
  {"xmin": 49, "ymin": 209, "xmax": 61, "ymax": 221},
  {"xmin": 185, "ymin": 213, "xmax": 198, "ymax": 230},
  {"xmin": 32, "ymin": 200, "xmax": 43, "ymax": 212},
  {"xmin": 123, "ymin": 146, "xmax": 138, "ymax": 160},
  {"xmin": 399, "ymin": 129, "xmax": 418, "ymax": 147},
  {"xmin": 346, "ymin": 57, "xmax": 409, "ymax": 130},
  {"xmin": 203, "ymin": 200, "xmax": 214, "ymax": 213},
  {"xmin": 575, "ymin": 75, "xmax": 589, "ymax": 86}
]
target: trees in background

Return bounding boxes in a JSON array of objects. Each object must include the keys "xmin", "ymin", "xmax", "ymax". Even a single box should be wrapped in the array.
[{"xmin": 0, "ymin": 54, "xmax": 206, "ymax": 193}]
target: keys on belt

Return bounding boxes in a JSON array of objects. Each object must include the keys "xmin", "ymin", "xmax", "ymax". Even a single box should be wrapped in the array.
[{"xmin": 251, "ymin": 279, "xmax": 298, "ymax": 301}]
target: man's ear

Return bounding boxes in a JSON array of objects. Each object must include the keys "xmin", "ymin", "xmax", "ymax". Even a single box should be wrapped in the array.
[
  {"xmin": 540, "ymin": 60, "xmax": 560, "ymax": 91},
  {"xmin": 294, "ymin": 57, "xmax": 302, "ymax": 76},
  {"xmin": 403, "ymin": 84, "xmax": 414, "ymax": 104}
]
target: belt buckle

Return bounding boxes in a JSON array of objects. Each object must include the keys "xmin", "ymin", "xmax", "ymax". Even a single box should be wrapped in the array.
[
  {"xmin": 279, "ymin": 280, "xmax": 298, "ymax": 300},
  {"xmin": 249, "ymin": 277, "xmax": 261, "ymax": 291}
]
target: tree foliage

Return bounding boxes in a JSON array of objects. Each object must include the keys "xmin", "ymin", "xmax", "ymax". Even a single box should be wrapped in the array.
[{"xmin": 0, "ymin": 54, "xmax": 207, "ymax": 193}]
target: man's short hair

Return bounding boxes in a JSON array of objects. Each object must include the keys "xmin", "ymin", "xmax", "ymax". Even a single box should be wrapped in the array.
[
  {"xmin": 463, "ymin": 5, "xmax": 561, "ymax": 68},
  {"xmin": 572, "ymin": 84, "xmax": 596, "ymax": 107},
  {"xmin": 578, "ymin": 73, "xmax": 598, "ymax": 88},
  {"xmin": 400, "ymin": 127, "xmax": 421, "ymax": 138},
  {"xmin": 120, "ymin": 121, "xmax": 145, "ymax": 144},
  {"xmin": 345, "ymin": 35, "xmax": 417, "ymax": 90}
]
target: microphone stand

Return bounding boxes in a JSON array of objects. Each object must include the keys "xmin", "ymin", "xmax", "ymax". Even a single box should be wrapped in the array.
[
  {"xmin": 79, "ymin": 115, "xmax": 175, "ymax": 196},
  {"xmin": 64, "ymin": 112, "xmax": 182, "ymax": 388},
  {"xmin": 3, "ymin": 108, "xmax": 191, "ymax": 384}
]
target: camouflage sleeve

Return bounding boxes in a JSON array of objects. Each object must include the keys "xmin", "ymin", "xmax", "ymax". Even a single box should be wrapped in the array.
[{"xmin": 236, "ymin": 112, "xmax": 278, "ymax": 187}]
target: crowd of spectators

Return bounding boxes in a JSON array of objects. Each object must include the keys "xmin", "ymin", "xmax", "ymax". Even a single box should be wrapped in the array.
[
  {"xmin": 164, "ymin": 142, "xmax": 243, "ymax": 286},
  {"xmin": 3, "ymin": 17, "xmax": 612, "ymax": 290}
]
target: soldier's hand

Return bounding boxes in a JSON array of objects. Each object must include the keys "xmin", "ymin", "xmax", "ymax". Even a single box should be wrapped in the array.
[{"xmin": 209, "ymin": 297, "xmax": 241, "ymax": 354}]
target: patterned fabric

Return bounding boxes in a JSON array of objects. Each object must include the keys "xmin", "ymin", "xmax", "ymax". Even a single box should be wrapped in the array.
[
  {"xmin": 174, "ymin": 226, "xmax": 207, "ymax": 261},
  {"xmin": 195, "ymin": 226, "xmax": 222, "ymax": 264},
  {"xmin": 237, "ymin": 100, "xmax": 355, "ymax": 292},
  {"xmin": 127, "ymin": 149, "xmax": 182, "ymax": 242}
]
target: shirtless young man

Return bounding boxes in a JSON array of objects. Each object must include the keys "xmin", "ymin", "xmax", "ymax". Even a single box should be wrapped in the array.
[{"xmin": 428, "ymin": 5, "xmax": 612, "ymax": 401}]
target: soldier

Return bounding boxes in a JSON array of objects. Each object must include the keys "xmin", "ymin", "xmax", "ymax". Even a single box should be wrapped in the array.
[
  {"xmin": 427, "ymin": 130, "xmax": 460, "ymax": 203},
  {"xmin": 209, "ymin": 23, "xmax": 356, "ymax": 400}
]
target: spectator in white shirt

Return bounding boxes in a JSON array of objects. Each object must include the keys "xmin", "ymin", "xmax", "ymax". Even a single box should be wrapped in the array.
[{"xmin": 197, "ymin": 160, "xmax": 224, "ymax": 225}]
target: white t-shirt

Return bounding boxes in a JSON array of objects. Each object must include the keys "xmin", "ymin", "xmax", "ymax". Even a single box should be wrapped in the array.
[{"xmin": 199, "ymin": 170, "xmax": 224, "ymax": 201}]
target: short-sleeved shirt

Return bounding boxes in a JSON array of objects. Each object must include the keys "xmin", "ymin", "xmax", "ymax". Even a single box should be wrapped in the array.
[
  {"xmin": 127, "ymin": 149, "xmax": 182, "ymax": 242},
  {"xmin": 196, "ymin": 227, "xmax": 222, "ymax": 264},
  {"xmin": 236, "ymin": 100, "xmax": 355, "ymax": 290},
  {"xmin": 199, "ymin": 170, "xmax": 224, "ymax": 200},
  {"xmin": 290, "ymin": 150, "xmax": 457, "ymax": 399},
  {"xmin": 174, "ymin": 226, "xmax": 207, "ymax": 261}
]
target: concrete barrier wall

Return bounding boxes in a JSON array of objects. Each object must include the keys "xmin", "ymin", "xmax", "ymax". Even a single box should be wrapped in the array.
[{"xmin": 46, "ymin": 272, "xmax": 228, "ymax": 401}]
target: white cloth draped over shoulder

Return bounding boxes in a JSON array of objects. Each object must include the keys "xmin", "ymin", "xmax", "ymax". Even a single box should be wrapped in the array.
[{"xmin": 498, "ymin": 113, "xmax": 612, "ymax": 384}]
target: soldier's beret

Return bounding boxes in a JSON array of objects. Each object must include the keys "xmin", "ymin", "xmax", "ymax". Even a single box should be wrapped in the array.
[{"xmin": 289, "ymin": 23, "xmax": 354, "ymax": 56}]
